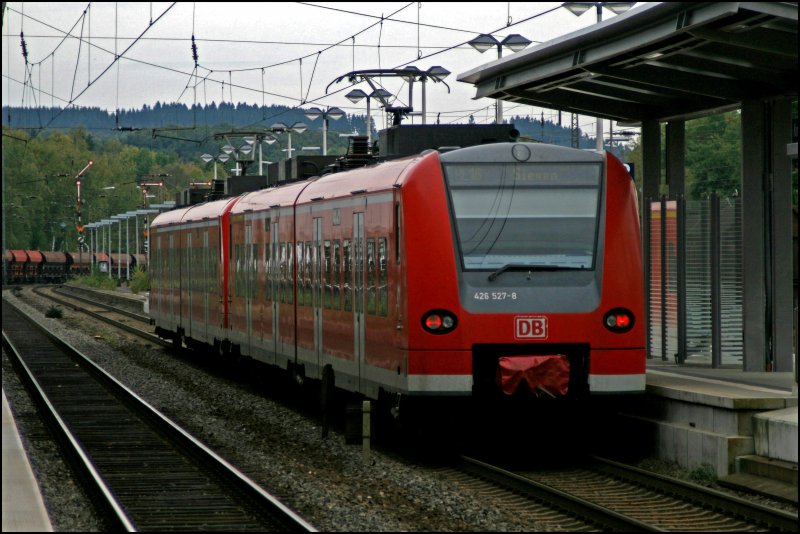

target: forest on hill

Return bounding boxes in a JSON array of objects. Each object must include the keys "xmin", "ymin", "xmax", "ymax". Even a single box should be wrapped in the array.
[{"xmin": 3, "ymin": 103, "xmax": 763, "ymax": 251}]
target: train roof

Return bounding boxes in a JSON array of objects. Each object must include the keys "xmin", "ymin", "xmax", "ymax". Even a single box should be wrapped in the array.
[
  {"xmin": 149, "ymin": 205, "xmax": 195, "ymax": 229},
  {"xmin": 231, "ymin": 181, "xmax": 312, "ymax": 215},
  {"xmin": 439, "ymin": 142, "xmax": 605, "ymax": 164},
  {"xmin": 67, "ymin": 251, "xmax": 92, "ymax": 265},
  {"xmin": 94, "ymin": 252, "xmax": 110, "ymax": 262},
  {"xmin": 109, "ymin": 253, "xmax": 132, "ymax": 265},
  {"xmin": 151, "ymin": 196, "xmax": 240, "ymax": 228},
  {"xmin": 24, "ymin": 250, "xmax": 43, "ymax": 263},
  {"xmin": 181, "ymin": 196, "xmax": 240, "ymax": 223},
  {"xmin": 296, "ymin": 155, "xmax": 422, "ymax": 205},
  {"xmin": 41, "ymin": 251, "xmax": 68, "ymax": 263}
]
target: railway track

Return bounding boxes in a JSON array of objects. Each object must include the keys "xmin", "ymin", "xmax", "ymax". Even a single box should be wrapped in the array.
[
  {"xmin": 454, "ymin": 455, "xmax": 798, "ymax": 532},
  {"xmin": 32, "ymin": 285, "xmax": 166, "ymax": 346},
  {"xmin": 15, "ymin": 285, "xmax": 798, "ymax": 531},
  {"xmin": 2, "ymin": 298, "xmax": 316, "ymax": 532}
]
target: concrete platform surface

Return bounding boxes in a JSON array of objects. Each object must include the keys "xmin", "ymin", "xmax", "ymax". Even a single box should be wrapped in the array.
[
  {"xmin": 754, "ymin": 407, "xmax": 798, "ymax": 463},
  {"xmin": 623, "ymin": 365, "xmax": 799, "ymax": 479},
  {"xmin": 2, "ymin": 389, "xmax": 52, "ymax": 532}
]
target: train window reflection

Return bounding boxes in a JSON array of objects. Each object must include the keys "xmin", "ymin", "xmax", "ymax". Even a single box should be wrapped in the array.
[
  {"xmin": 443, "ymin": 162, "xmax": 601, "ymax": 271},
  {"xmin": 343, "ymin": 239, "xmax": 352, "ymax": 312}
]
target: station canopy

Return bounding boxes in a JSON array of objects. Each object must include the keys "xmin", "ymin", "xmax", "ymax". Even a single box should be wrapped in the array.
[{"xmin": 458, "ymin": 2, "xmax": 798, "ymax": 122}]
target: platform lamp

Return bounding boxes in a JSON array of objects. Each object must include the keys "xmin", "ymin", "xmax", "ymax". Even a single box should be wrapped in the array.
[
  {"xmin": 563, "ymin": 2, "xmax": 635, "ymax": 150},
  {"xmin": 303, "ymin": 107, "xmax": 345, "ymax": 155},
  {"xmin": 468, "ymin": 33, "xmax": 532, "ymax": 124},
  {"xmin": 399, "ymin": 66, "xmax": 450, "ymax": 124},
  {"xmin": 200, "ymin": 153, "xmax": 230, "ymax": 180},
  {"xmin": 269, "ymin": 122, "xmax": 307, "ymax": 159},
  {"xmin": 345, "ymin": 88, "xmax": 392, "ymax": 146},
  {"xmin": 221, "ymin": 142, "xmax": 254, "ymax": 176}
]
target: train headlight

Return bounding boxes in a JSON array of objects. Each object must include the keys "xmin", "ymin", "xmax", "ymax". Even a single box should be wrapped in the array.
[
  {"xmin": 603, "ymin": 308, "xmax": 634, "ymax": 333},
  {"xmin": 422, "ymin": 310, "xmax": 457, "ymax": 334}
]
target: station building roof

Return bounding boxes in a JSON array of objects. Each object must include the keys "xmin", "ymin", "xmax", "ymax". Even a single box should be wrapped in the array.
[{"xmin": 458, "ymin": 2, "xmax": 798, "ymax": 122}]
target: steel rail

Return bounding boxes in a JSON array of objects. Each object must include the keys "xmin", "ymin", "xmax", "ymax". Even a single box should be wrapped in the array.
[
  {"xmin": 31, "ymin": 285, "xmax": 167, "ymax": 346},
  {"xmin": 591, "ymin": 456, "xmax": 799, "ymax": 532},
  {"xmin": 2, "ymin": 297, "xmax": 317, "ymax": 532},
  {"xmin": 459, "ymin": 455, "xmax": 665, "ymax": 532}
]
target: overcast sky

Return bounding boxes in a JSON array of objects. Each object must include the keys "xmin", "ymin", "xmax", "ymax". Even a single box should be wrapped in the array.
[{"xmin": 3, "ymin": 2, "xmax": 646, "ymax": 133}]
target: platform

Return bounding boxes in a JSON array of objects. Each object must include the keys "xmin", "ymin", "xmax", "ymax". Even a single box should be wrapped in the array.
[
  {"xmin": 612, "ymin": 361, "xmax": 798, "ymax": 503},
  {"xmin": 2, "ymin": 388, "xmax": 53, "ymax": 532}
]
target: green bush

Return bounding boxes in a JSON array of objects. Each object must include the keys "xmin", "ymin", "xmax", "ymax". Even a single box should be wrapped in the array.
[
  {"xmin": 129, "ymin": 266, "xmax": 149, "ymax": 294},
  {"xmin": 687, "ymin": 463, "xmax": 717, "ymax": 484},
  {"xmin": 76, "ymin": 267, "xmax": 119, "ymax": 290},
  {"xmin": 45, "ymin": 306, "xmax": 63, "ymax": 319}
]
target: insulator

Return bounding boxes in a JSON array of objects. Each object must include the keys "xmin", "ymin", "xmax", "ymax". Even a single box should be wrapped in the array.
[
  {"xmin": 191, "ymin": 34, "xmax": 199, "ymax": 66},
  {"xmin": 20, "ymin": 32, "xmax": 29, "ymax": 63}
]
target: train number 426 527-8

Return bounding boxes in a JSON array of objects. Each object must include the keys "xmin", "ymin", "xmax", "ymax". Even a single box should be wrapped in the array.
[{"xmin": 474, "ymin": 291, "xmax": 518, "ymax": 301}]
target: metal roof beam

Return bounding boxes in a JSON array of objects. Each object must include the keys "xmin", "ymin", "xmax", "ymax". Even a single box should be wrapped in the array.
[
  {"xmin": 688, "ymin": 27, "xmax": 798, "ymax": 58},
  {"xmin": 590, "ymin": 64, "xmax": 765, "ymax": 102},
  {"xmin": 503, "ymin": 86, "xmax": 656, "ymax": 121}
]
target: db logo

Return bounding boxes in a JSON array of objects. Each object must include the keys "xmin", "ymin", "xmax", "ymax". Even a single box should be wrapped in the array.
[{"xmin": 515, "ymin": 316, "xmax": 548, "ymax": 339}]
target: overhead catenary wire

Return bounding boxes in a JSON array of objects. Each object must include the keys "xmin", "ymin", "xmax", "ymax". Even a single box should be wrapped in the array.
[
  {"xmin": 44, "ymin": 2, "xmax": 178, "ymax": 129},
  {"xmin": 2, "ymin": 3, "xmax": 624, "ymax": 138}
]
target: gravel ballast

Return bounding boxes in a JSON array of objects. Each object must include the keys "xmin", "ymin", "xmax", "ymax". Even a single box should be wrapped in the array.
[
  {"xmin": 2, "ymin": 289, "xmax": 541, "ymax": 531},
  {"xmin": 3, "ymin": 287, "xmax": 795, "ymax": 531}
]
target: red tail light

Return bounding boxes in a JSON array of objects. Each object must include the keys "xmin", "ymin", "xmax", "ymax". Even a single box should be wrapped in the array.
[
  {"xmin": 422, "ymin": 310, "xmax": 457, "ymax": 334},
  {"xmin": 425, "ymin": 314, "xmax": 443, "ymax": 330},
  {"xmin": 603, "ymin": 309, "xmax": 634, "ymax": 333}
]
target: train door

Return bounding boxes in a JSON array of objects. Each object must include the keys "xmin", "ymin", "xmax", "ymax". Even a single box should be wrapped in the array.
[
  {"xmin": 187, "ymin": 232, "xmax": 193, "ymax": 338},
  {"xmin": 353, "ymin": 212, "xmax": 366, "ymax": 389},
  {"xmin": 271, "ymin": 221, "xmax": 279, "ymax": 359},
  {"xmin": 313, "ymin": 217, "xmax": 323, "ymax": 371},
  {"xmin": 245, "ymin": 223, "xmax": 254, "ymax": 355},
  {"xmin": 155, "ymin": 235, "xmax": 162, "ymax": 317},
  {"xmin": 169, "ymin": 233, "xmax": 175, "ymax": 324},
  {"xmin": 203, "ymin": 230, "xmax": 210, "ymax": 343}
]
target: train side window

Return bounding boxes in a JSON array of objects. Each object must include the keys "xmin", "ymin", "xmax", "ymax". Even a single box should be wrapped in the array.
[
  {"xmin": 234, "ymin": 244, "xmax": 241, "ymax": 298},
  {"xmin": 395, "ymin": 203, "xmax": 401, "ymax": 263},
  {"xmin": 252, "ymin": 244, "xmax": 259, "ymax": 299},
  {"xmin": 279, "ymin": 243, "xmax": 287, "ymax": 304},
  {"xmin": 343, "ymin": 239, "xmax": 352, "ymax": 312},
  {"xmin": 265, "ymin": 241, "xmax": 271, "ymax": 302},
  {"xmin": 211, "ymin": 243, "xmax": 218, "ymax": 295},
  {"xmin": 367, "ymin": 238, "xmax": 376, "ymax": 315},
  {"xmin": 296, "ymin": 243, "xmax": 304, "ymax": 306},
  {"xmin": 305, "ymin": 241, "xmax": 313, "ymax": 307},
  {"xmin": 333, "ymin": 240, "xmax": 341, "ymax": 310},
  {"xmin": 324, "ymin": 240, "xmax": 332, "ymax": 309},
  {"xmin": 378, "ymin": 237, "xmax": 388, "ymax": 317},
  {"xmin": 287, "ymin": 241, "xmax": 294, "ymax": 305},
  {"xmin": 240, "ymin": 244, "xmax": 246, "ymax": 298}
]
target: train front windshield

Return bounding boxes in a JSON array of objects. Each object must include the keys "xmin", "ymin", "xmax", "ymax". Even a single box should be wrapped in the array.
[{"xmin": 443, "ymin": 162, "xmax": 602, "ymax": 272}]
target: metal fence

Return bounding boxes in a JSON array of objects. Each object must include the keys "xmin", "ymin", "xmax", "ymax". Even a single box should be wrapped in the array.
[{"xmin": 645, "ymin": 195, "xmax": 743, "ymax": 367}]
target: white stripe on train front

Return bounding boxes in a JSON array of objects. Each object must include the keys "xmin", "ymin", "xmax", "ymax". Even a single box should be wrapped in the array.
[
  {"xmin": 407, "ymin": 374, "xmax": 473, "ymax": 394},
  {"xmin": 406, "ymin": 374, "xmax": 646, "ymax": 394},
  {"xmin": 589, "ymin": 373, "xmax": 646, "ymax": 393}
]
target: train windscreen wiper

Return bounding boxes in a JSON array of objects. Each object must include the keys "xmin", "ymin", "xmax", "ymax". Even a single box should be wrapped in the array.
[{"xmin": 487, "ymin": 263, "xmax": 588, "ymax": 282}]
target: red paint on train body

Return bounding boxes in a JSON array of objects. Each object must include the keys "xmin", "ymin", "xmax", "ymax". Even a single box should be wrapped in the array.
[{"xmin": 149, "ymin": 143, "xmax": 645, "ymax": 402}]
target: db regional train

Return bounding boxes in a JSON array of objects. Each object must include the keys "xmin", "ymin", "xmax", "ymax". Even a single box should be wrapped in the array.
[{"xmin": 149, "ymin": 142, "xmax": 645, "ymax": 415}]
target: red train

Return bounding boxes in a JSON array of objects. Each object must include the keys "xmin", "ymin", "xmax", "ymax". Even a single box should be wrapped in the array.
[{"xmin": 149, "ymin": 142, "xmax": 645, "ymax": 414}]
